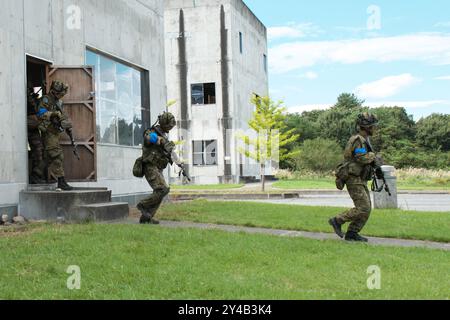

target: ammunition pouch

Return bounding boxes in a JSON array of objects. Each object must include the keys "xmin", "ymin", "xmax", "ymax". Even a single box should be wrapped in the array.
[{"xmin": 133, "ymin": 157, "xmax": 144, "ymax": 178}]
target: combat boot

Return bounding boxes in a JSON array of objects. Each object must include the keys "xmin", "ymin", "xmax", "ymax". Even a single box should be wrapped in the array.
[
  {"xmin": 137, "ymin": 204, "xmax": 160, "ymax": 225},
  {"xmin": 345, "ymin": 231, "xmax": 369, "ymax": 243},
  {"xmin": 57, "ymin": 177, "xmax": 74, "ymax": 191},
  {"xmin": 328, "ymin": 218, "xmax": 344, "ymax": 238}
]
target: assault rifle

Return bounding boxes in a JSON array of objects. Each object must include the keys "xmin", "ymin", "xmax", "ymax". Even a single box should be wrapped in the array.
[
  {"xmin": 151, "ymin": 125, "xmax": 191, "ymax": 182},
  {"xmin": 366, "ymin": 138, "xmax": 392, "ymax": 196}
]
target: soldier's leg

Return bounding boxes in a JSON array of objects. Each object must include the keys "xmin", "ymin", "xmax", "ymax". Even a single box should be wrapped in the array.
[
  {"xmin": 138, "ymin": 166, "xmax": 170, "ymax": 222},
  {"xmin": 336, "ymin": 184, "xmax": 371, "ymax": 230},
  {"xmin": 29, "ymin": 130, "xmax": 46, "ymax": 183},
  {"xmin": 347, "ymin": 185, "xmax": 372, "ymax": 233},
  {"xmin": 47, "ymin": 148, "xmax": 65, "ymax": 179}
]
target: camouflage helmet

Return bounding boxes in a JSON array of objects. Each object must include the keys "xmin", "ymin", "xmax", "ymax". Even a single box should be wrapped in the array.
[
  {"xmin": 158, "ymin": 112, "xmax": 176, "ymax": 131},
  {"xmin": 357, "ymin": 112, "xmax": 379, "ymax": 128},
  {"xmin": 50, "ymin": 80, "xmax": 69, "ymax": 96}
]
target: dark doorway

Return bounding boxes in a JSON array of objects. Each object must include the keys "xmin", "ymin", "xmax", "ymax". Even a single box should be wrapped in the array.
[{"xmin": 26, "ymin": 56, "xmax": 50, "ymax": 184}]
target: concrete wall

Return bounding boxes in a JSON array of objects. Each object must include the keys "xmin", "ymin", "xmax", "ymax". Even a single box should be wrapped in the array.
[
  {"xmin": 229, "ymin": 0, "xmax": 269, "ymax": 178},
  {"xmin": 0, "ymin": 0, "xmax": 166, "ymax": 208},
  {"xmin": 164, "ymin": 0, "xmax": 268, "ymax": 184}
]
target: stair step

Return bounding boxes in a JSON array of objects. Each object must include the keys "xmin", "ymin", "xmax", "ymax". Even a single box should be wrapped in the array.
[
  {"xmin": 70, "ymin": 202, "xmax": 129, "ymax": 222},
  {"xmin": 19, "ymin": 190, "xmax": 112, "ymax": 221}
]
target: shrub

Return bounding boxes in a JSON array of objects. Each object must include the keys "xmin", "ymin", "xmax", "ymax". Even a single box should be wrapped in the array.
[{"xmin": 295, "ymin": 138, "xmax": 343, "ymax": 172}]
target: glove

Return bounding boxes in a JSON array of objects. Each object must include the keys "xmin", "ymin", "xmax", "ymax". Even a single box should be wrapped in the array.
[{"xmin": 375, "ymin": 167, "xmax": 384, "ymax": 180}]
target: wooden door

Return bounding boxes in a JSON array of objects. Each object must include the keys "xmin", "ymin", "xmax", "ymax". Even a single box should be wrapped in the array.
[{"xmin": 46, "ymin": 66, "xmax": 97, "ymax": 182}]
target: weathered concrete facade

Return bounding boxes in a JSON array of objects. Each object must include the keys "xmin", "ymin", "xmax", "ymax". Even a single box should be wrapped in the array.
[
  {"xmin": 0, "ymin": 0, "xmax": 166, "ymax": 211},
  {"xmin": 165, "ymin": 0, "xmax": 269, "ymax": 184}
]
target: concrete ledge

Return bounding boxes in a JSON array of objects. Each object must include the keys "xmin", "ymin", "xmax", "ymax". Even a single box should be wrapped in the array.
[
  {"xmin": 0, "ymin": 205, "xmax": 18, "ymax": 220},
  {"xmin": 169, "ymin": 193, "xmax": 300, "ymax": 201},
  {"xmin": 19, "ymin": 190, "xmax": 112, "ymax": 221}
]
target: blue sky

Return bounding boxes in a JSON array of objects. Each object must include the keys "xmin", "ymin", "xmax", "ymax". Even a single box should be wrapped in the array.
[{"xmin": 244, "ymin": 0, "xmax": 450, "ymax": 120}]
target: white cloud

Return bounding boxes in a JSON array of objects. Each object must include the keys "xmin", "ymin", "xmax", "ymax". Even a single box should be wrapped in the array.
[
  {"xmin": 269, "ymin": 33, "xmax": 450, "ymax": 74},
  {"xmin": 355, "ymin": 74, "xmax": 421, "ymax": 99},
  {"xmin": 365, "ymin": 100, "xmax": 450, "ymax": 109},
  {"xmin": 268, "ymin": 23, "xmax": 322, "ymax": 41},
  {"xmin": 435, "ymin": 22, "xmax": 450, "ymax": 28},
  {"xmin": 298, "ymin": 71, "xmax": 319, "ymax": 79},
  {"xmin": 435, "ymin": 76, "xmax": 450, "ymax": 80}
]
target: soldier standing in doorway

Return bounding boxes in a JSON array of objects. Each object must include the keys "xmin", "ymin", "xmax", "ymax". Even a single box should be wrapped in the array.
[
  {"xmin": 329, "ymin": 113, "xmax": 382, "ymax": 242},
  {"xmin": 38, "ymin": 80, "xmax": 75, "ymax": 191},
  {"xmin": 27, "ymin": 86, "xmax": 46, "ymax": 184}
]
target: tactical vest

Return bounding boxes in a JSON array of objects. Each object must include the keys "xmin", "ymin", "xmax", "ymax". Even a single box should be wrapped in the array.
[{"xmin": 142, "ymin": 144, "xmax": 170, "ymax": 170}]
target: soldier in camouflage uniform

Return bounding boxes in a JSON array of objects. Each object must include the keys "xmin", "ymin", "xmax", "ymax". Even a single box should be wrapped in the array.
[
  {"xmin": 329, "ymin": 113, "xmax": 381, "ymax": 242},
  {"xmin": 38, "ymin": 80, "xmax": 74, "ymax": 191},
  {"xmin": 137, "ymin": 112, "xmax": 183, "ymax": 224},
  {"xmin": 27, "ymin": 86, "xmax": 46, "ymax": 184}
]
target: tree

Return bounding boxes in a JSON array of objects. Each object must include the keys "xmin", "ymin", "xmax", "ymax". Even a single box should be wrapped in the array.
[
  {"xmin": 334, "ymin": 93, "xmax": 365, "ymax": 110},
  {"xmin": 237, "ymin": 96, "xmax": 300, "ymax": 191},
  {"xmin": 371, "ymin": 106, "xmax": 416, "ymax": 151},
  {"xmin": 295, "ymin": 138, "xmax": 343, "ymax": 172},
  {"xmin": 416, "ymin": 114, "xmax": 450, "ymax": 151}
]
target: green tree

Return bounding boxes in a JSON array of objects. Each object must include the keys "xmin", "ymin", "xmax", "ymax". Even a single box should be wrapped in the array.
[
  {"xmin": 237, "ymin": 96, "xmax": 300, "ymax": 191},
  {"xmin": 334, "ymin": 93, "xmax": 365, "ymax": 110},
  {"xmin": 371, "ymin": 106, "xmax": 416, "ymax": 151},
  {"xmin": 416, "ymin": 114, "xmax": 450, "ymax": 151},
  {"xmin": 295, "ymin": 138, "xmax": 343, "ymax": 172}
]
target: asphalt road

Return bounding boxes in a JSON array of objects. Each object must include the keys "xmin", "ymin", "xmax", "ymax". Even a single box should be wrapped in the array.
[{"xmin": 251, "ymin": 193, "xmax": 450, "ymax": 212}]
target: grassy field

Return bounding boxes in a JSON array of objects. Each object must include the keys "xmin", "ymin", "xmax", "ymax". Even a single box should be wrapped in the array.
[
  {"xmin": 159, "ymin": 200, "xmax": 450, "ymax": 243},
  {"xmin": 0, "ymin": 223, "xmax": 449, "ymax": 300},
  {"xmin": 272, "ymin": 179, "xmax": 450, "ymax": 190}
]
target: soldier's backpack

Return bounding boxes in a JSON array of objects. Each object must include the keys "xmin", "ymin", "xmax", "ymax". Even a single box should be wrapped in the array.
[
  {"xmin": 334, "ymin": 161, "xmax": 350, "ymax": 190},
  {"xmin": 133, "ymin": 157, "xmax": 144, "ymax": 178}
]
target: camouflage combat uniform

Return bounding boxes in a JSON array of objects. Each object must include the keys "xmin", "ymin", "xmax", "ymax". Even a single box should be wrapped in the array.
[
  {"xmin": 38, "ymin": 87, "xmax": 72, "ymax": 181},
  {"xmin": 138, "ymin": 134, "xmax": 173, "ymax": 219},
  {"xmin": 27, "ymin": 89, "xmax": 46, "ymax": 183},
  {"xmin": 136, "ymin": 112, "xmax": 181, "ymax": 224},
  {"xmin": 335, "ymin": 134, "xmax": 376, "ymax": 233}
]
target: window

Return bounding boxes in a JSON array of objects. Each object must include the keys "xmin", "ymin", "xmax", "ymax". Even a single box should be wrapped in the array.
[
  {"xmin": 86, "ymin": 49, "xmax": 149, "ymax": 146},
  {"xmin": 193, "ymin": 140, "xmax": 217, "ymax": 166},
  {"xmin": 239, "ymin": 32, "xmax": 243, "ymax": 54},
  {"xmin": 263, "ymin": 54, "xmax": 267, "ymax": 73},
  {"xmin": 191, "ymin": 83, "xmax": 216, "ymax": 105}
]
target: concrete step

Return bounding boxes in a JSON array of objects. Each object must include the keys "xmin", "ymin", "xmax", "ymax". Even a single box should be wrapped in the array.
[
  {"xmin": 69, "ymin": 202, "xmax": 129, "ymax": 222},
  {"xmin": 19, "ymin": 189, "xmax": 112, "ymax": 221}
]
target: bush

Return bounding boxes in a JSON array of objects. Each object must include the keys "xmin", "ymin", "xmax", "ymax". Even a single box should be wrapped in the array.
[{"xmin": 295, "ymin": 138, "xmax": 343, "ymax": 172}]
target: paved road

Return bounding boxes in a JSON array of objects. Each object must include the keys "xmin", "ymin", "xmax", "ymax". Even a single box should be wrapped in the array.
[
  {"xmin": 249, "ymin": 193, "xmax": 450, "ymax": 212},
  {"xmin": 119, "ymin": 219, "xmax": 450, "ymax": 251}
]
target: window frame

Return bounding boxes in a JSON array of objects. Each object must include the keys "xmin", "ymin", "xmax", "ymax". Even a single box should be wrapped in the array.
[
  {"xmin": 85, "ymin": 48, "xmax": 150, "ymax": 147},
  {"xmin": 190, "ymin": 83, "xmax": 216, "ymax": 106},
  {"xmin": 192, "ymin": 140, "xmax": 218, "ymax": 166}
]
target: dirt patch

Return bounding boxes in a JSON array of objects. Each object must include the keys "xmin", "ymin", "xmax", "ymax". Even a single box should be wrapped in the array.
[{"xmin": 0, "ymin": 223, "xmax": 46, "ymax": 238}]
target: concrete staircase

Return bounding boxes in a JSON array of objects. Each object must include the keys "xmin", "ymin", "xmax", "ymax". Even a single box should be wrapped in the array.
[{"xmin": 19, "ymin": 185, "xmax": 129, "ymax": 223}]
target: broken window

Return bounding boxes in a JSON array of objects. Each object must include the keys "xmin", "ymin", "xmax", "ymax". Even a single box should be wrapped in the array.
[
  {"xmin": 193, "ymin": 140, "xmax": 217, "ymax": 166},
  {"xmin": 191, "ymin": 83, "xmax": 216, "ymax": 105}
]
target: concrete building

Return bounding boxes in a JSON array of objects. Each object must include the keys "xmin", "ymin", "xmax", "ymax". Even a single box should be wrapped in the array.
[
  {"xmin": 0, "ymin": 0, "xmax": 166, "ymax": 215},
  {"xmin": 164, "ymin": 0, "xmax": 269, "ymax": 184}
]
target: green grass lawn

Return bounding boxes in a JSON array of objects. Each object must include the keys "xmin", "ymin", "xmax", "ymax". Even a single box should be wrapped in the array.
[
  {"xmin": 171, "ymin": 184, "xmax": 244, "ymax": 190},
  {"xmin": 272, "ymin": 179, "xmax": 450, "ymax": 191},
  {"xmin": 272, "ymin": 179, "xmax": 336, "ymax": 190},
  {"xmin": 159, "ymin": 200, "xmax": 450, "ymax": 243},
  {"xmin": 0, "ymin": 223, "xmax": 449, "ymax": 299}
]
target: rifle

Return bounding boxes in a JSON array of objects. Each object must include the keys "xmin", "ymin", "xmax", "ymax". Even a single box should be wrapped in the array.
[
  {"xmin": 152, "ymin": 125, "xmax": 191, "ymax": 182},
  {"xmin": 67, "ymin": 129, "xmax": 81, "ymax": 161},
  {"xmin": 366, "ymin": 137, "xmax": 392, "ymax": 196}
]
